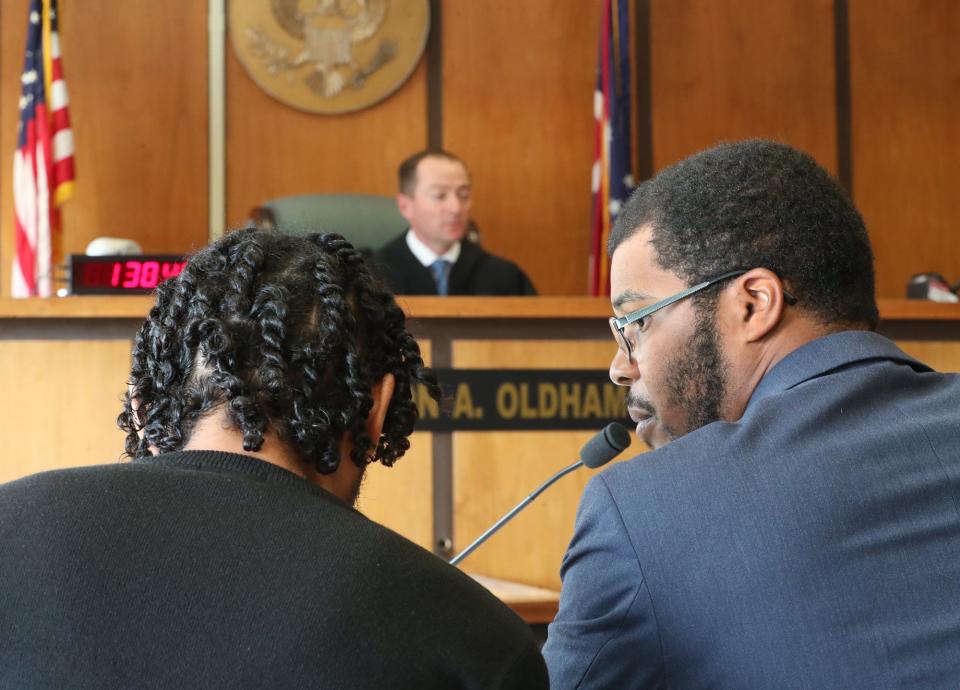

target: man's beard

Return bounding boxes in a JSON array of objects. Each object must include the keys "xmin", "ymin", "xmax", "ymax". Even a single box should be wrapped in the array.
[
  {"xmin": 663, "ymin": 304, "xmax": 728, "ymax": 438},
  {"xmin": 629, "ymin": 304, "xmax": 729, "ymax": 446}
]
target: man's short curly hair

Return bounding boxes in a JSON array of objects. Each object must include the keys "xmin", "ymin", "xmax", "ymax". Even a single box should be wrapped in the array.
[
  {"xmin": 398, "ymin": 149, "xmax": 467, "ymax": 196},
  {"xmin": 609, "ymin": 139, "xmax": 879, "ymax": 329},
  {"xmin": 118, "ymin": 228, "xmax": 439, "ymax": 474}
]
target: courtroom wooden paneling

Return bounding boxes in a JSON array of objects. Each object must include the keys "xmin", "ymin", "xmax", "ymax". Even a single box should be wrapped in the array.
[
  {"xmin": 224, "ymin": 38, "xmax": 428, "ymax": 228},
  {"xmin": 0, "ymin": 339, "xmax": 131, "ymax": 484},
  {"xmin": 649, "ymin": 0, "xmax": 837, "ymax": 173},
  {"xmin": 441, "ymin": 1, "xmax": 600, "ymax": 296},
  {"xmin": 0, "ymin": 324, "xmax": 434, "ymax": 550},
  {"xmin": 849, "ymin": 1, "xmax": 960, "ymax": 299},
  {"xmin": 4, "ymin": 2, "xmax": 960, "ymax": 306},
  {"xmin": 0, "ymin": 0, "xmax": 209, "ymax": 298},
  {"xmin": 895, "ymin": 341, "xmax": 960, "ymax": 375},
  {"xmin": 5, "ymin": 299, "xmax": 960, "ymax": 591},
  {"xmin": 356, "ymin": 431, "xmax": 433, "ymax": 550},
  {"xmin": 355, "ymin": 340, "xmax": 433, "ymax": 549},
  {"xmin": 451, "ymin": 340, "xmax": 642, "ymax": 591}
]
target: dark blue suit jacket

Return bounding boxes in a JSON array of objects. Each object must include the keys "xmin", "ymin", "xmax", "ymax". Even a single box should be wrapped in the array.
[{"xmin": 543, "ymin": 331, "xmax": 960, "ymax": 688}]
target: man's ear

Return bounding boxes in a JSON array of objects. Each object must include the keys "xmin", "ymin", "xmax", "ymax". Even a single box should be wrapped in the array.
[
  {"xmin": 365, "ymin": 373, "xmax": 396, "ymax": 445},
  {"xmin": 396, "ymin": 193, "xmax": 413, "ymax": 223},
  {"xmin": 731, "ymin": 269, "xmax": 792, "ymax": 343}
]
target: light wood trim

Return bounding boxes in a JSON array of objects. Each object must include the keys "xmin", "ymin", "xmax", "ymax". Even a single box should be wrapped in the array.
[
  {"xmin": 0, "ymin": 339, "xmax": 131, "ymax": 484},
  {"xmin": 394, "ymin": 297, "xmax": 609, "ymax": 319},
  {"xmin": 874, "ymin": 299, "xmax": 960, "ymax": 321},
  {"xmin": 468, "ymin": 573, "xmax": 559, "ymax": 624},
  {"xmin": 3, "ymin": 297, "xmax": 960, "ymax": 321},
  {"xmin": 0, "ymin": 297, "xmax": 154, "ymax": 319}
]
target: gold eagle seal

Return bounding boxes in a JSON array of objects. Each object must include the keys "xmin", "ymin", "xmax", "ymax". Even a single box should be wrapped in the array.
[{"xmin": 229, "ymin": 0, "xmax": 430, "ymax": 114}]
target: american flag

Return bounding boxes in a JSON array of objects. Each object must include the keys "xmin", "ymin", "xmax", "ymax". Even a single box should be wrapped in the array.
[
  {"xmin": 589, "ymin": 0, "xmax": 633, "ymax": 296},
  {"xmin": 13, "ymin": 0, "xmax": 75, "ymax": 298}
]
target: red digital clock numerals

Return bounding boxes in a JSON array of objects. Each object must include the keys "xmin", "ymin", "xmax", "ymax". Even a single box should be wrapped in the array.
[
  {"xmin": 109, "ymin": 259, "xmax": 184, "ymax": 289},
  {"xmin": 71, "ymin": 254, "xmax": 187, "ymax": 294}
]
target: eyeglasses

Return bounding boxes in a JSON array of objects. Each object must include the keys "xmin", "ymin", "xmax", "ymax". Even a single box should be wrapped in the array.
[{"xmin": 609, "ymin": 269, "xmax": 798, "ymax": 360}]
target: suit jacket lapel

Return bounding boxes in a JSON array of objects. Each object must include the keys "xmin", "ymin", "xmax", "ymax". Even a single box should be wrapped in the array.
[
  {"xmin": 391, "ymin": 234, "xmax": 438, "ymax": 294},
  {"xmin": 449, "ymin": 241, "xmax": 482, "ymax": 295}
]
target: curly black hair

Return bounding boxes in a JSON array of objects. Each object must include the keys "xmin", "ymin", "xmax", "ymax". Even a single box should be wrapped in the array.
[
  {"xmin": 118, "ymin": 228, "xmax": 440, "ymax": 474},
  {"xmin": 609, "ymin": 139, "xmax": 879, "ymax": 329}
]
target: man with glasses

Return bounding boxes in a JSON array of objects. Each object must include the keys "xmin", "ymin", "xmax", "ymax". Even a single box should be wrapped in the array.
[{"xmin": 543, "ymin": 140, "xmax": 960, "ymax": 688}]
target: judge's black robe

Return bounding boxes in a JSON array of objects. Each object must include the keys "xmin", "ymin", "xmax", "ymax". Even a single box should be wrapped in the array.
[{"xmin": 373, "ymin": 234, "xmax": 537, "ymax": 296}]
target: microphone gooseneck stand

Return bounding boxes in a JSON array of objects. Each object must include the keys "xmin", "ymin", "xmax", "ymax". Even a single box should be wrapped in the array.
[
  {"xmin": 449, "ymin": 422, "xmax": 630, "ymax": 567},
  {"xmin": 449, "ymin": 460, "xmax": 586, "ymax": 567}
]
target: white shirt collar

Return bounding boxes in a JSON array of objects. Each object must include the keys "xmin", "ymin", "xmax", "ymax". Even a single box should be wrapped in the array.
[{"xmin": 405, "ymin": 229, "xmax": 461, "ymax": 267}]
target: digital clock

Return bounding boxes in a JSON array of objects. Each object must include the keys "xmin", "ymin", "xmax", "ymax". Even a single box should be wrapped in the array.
[{"xmin": 69, "ymin": 254, "xmax": 187, "ymax": 295}]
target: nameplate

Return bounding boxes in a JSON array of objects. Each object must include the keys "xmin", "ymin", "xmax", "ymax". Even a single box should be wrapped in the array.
[{"xmin": 413, "ymin": 369, "xmax": 630, "ymax": 431}]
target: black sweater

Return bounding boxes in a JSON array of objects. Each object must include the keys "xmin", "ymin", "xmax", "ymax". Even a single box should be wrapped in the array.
[{"xmin": 0, "ymin": 451, "xmax": 547, "ymax": 689}]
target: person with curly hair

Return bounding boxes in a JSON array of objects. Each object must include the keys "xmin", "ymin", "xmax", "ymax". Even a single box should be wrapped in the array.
[{"xmin": 0, "ymin": 228, "xmax": 548, "ymax": 689}]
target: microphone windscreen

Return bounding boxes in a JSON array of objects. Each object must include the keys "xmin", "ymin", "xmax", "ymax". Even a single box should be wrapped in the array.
[{"xmin": 579, "ymin": 422, "xmax": 631, "ymax": 469}]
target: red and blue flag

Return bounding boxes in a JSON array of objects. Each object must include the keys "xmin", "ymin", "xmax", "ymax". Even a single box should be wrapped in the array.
[
  {"xmin": 13, "ymin": 0, "xmax": 75, "ymax": 297},
  {"xmin": 589, "ymin": 0, "xmax": 633, "ymax": 296}
]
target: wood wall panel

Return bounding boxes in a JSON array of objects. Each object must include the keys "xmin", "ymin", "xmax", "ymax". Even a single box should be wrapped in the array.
[
  {"xmin": 451, "ymin": 340, "xmax": 643, "ymax": 590},
  {"xmin": 849, "ymin": 1, "xmax": 960, "ymax": 299},
  {"xmin": 894, "ymin": 340, "xmax": 960, "ymax": 375},
  {"xmin": 5, "ymin": 0, "xmax": 960, "ymax": 590},
  {"xmin": 355, "ymin": 340, "xmax": 433, "ymax": 549},
  {"xmin": 224, "ymin": 40, "xmax": 428, "ymax": 228},
  {"xmin": 3, "ymin": 2, "xmax": 959, "ymax": 305},
  {"xmin": 0, "ymin": 332, "xmax": 435, "ymax": 549},
  {"xmin": 0, "ymin": 339, "xmax": 131, "ymax": 484},
  {"xmin": 356, "ymin": 432, "xmax": 432, "ymax": 549},
  {"xmin": 442, "ymin": 1, "xmax": 600, "ymax": 296},
  {"xmin": 0, "ymin": 0, "xmax": 209, "ymax": 297},
  {"xmin": 649, "ymin": 0, "xmax": 837, "ymax": 173}
]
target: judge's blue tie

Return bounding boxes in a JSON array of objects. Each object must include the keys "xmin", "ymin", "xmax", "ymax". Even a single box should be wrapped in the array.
[{"xmin": 430, "ymin": 259, "xmax": 451, "ymax": 296}]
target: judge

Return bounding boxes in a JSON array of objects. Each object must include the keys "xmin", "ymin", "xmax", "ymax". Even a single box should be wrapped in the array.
[{"xmin": 374, "ymin": 150, "xmax": 537, "ymax": 296}]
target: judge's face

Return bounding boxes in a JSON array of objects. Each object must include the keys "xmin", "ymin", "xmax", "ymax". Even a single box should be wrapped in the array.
[
  {"xmin": 397, "ymin": 157, "xmax": 472, "ymax": 253},
  {"xmin": 608, "ymin": 227, "xmax": 731, "ymax": 449}
]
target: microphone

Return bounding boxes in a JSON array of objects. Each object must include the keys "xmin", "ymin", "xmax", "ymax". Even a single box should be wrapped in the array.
[{"xmin": 449, "ymin": 422, "xmax": 631, "ymax": 567}]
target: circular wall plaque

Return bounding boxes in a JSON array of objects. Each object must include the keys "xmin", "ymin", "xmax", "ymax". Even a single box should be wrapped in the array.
[{"xmin": 229, "ymin": 0, "xmax": 430, "ymax": 114}]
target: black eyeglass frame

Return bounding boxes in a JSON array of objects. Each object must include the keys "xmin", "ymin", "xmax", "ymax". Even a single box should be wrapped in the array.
[{"xmin": 609, "ymin": 269, "xmax": 798, "ymax": 359}]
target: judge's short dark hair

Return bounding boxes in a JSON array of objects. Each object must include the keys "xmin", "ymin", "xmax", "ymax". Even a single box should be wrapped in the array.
[
  {"xmin": 118, "ymin": 228, "xmax": 439, "ymax": 474},
  {"xmin": 398, "ymin": 150, "xmax": 468, "ymax": 196},
  {"xmin": 609, "ymin": 139, "xmax": 879, "ymax": 329}
]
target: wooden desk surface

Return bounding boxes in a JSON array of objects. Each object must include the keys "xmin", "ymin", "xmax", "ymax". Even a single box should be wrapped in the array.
[
  {"xmin": 1, "ymin": 295, "xmax": 959, "ymax": 321},
  {"xmin": 469, "ymin": 573, "xmax": 560, "ymax": 624}
]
